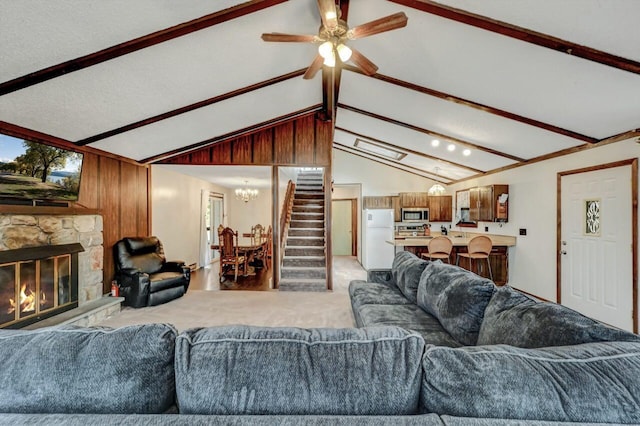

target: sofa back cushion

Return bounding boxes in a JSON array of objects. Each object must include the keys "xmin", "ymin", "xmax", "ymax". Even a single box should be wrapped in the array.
[
  {"xmin": 420, "ymin": 342, "xmax": 640, "ymax": 423},
  {"xmin": 477, "ymin": 286, "xmax": 640, "ymax": 347},
  {"xmin": 391, "ymin": 251, "xmax": 430, "ymax": 303},
  {"xmin": 416, "ymin": 262, "xmax": 495, "ymax": 346},
  {"xmin": 175, "ymin": 325, "xmax": 425, "ymax": 415},
  {"xmin": 0, "ymin": 324, "xmax": 177, "ymax": 414}
]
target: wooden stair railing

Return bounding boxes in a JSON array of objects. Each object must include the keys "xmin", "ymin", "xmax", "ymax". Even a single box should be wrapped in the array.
[{"xmin": 279, "ymin": 180, "xmax": 296, "ymax": 266}]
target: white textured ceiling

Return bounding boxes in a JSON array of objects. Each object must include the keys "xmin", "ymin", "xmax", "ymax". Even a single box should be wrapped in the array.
[{"xmin": 1, "ymin": 0, "xmax": 638, "ymax": 183}]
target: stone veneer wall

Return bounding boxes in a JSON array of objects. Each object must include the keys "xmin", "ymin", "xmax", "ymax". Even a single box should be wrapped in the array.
[{"xmin": 0, "ymin": 214, "xmax": 104, "ymax": 305}]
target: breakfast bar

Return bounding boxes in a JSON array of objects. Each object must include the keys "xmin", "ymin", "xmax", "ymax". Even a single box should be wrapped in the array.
[{"xmin": 387, "ymin": 233, "xmax": 517, "ymax": 286}]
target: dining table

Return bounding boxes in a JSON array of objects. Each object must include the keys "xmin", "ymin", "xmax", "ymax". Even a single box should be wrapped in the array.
[{"xmin": 211, "ymin": 236, "xmax": 268, "ymax": 276}]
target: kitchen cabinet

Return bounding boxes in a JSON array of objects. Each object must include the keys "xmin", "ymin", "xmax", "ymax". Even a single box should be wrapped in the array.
[
  {"xmin": 427, "ymin": 195, "xmax": 452, "ymax": 222},
  {"xmin": 469, "ymin": 185, "xmax": 509, "ymax": 222},
  {"xmin": 392, "ymin": 196, "xmax": 401, "ymax": 222},
  {"xmin": 363, "ymin": 196, "xmax": 393, "ymax": 209},
  {"xmin": 400, "ymin": 192, "xmax": 428, "ymax": 208}
]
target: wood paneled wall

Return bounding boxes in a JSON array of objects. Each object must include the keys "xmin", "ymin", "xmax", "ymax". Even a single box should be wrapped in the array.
[
  {"xmin": 160, "ymin": 112, "xmax": 332, "ymax": 166},
  {"xmin": 78, "ymin": 154, "xmax": 150, "ymax": 292},
  {"xmin": 0, "ymin": 123, "xmax": 151, "ymax": 295}
]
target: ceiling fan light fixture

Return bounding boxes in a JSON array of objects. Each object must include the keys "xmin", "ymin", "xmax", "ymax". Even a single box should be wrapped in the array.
[
  {"xmin": 318, "ymin": 40, "xmax": 333, "ymax": 59},
  {"xmin": 323, "ymin": 50, "xmax": 336, "ymax": 67},
  {"xmin": 337, "ymin": 43, "xmax": 352, "ymax": 61}
]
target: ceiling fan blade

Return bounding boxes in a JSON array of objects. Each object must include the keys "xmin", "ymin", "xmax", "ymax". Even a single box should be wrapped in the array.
[
  {"xmin": 303, "ymin": 54, "xmax": 325, "ymax": 80},
  {"xmin": 348, "ymin": 48, "xmax": 379, "ymax": 76},
  {"xmin": 347, "ymin": 12, "xmax": 408, "ymax": 40},
  {"xmin": 317, "ymin": 0, "xmax": 338, "ymax": 30},
  {"xmin": 261, "ymin": 33, "xmax": 317, "ymax": 43}
]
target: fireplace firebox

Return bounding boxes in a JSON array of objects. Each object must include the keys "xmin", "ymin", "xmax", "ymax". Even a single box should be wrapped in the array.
[{"xmin": 0, "ymin": 243, "xmax": 83, "ymax": 329}]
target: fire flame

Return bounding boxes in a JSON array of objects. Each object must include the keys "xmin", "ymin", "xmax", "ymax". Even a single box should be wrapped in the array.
[{"xmin": 7, "ymin": 283, "xmax": 46, "ymax": 315}]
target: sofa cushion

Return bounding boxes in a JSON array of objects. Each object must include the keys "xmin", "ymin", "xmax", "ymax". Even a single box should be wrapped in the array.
[
  {"xmin": 357, "ymin": 304, "xmax": 462, "ymax": 348},
  {"xmin": 349, "ymin": 281, "xmax": 414, "ymax": 309},
  {"xmin": 175, "ymin": 325, "xmax": 425, "ymax": 415},
  {"xmin": 0, "ymin": 324, "xmax": 176, "ymax": 414},
  {"xmin": 417, "ymin": 262, "xmax": 495, "ymax": 346},
  {"xmin": 420, "ymin": 341, "xmax": 640, "ymax": 423},
  {"xmin": 477, "ymin": 286, "xmax": 640, "ymax": 347},
  {"xmin": 391, "ymin": 251, "xmax": 430, "ymax": 303},
  {"xmin": 125, "ymin": 236, "xmax": 160, "ymax": 255}
]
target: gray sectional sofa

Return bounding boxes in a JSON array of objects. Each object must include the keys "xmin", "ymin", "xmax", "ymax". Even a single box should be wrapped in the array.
[
  {"xmin": 350, "ymin": 251, "xmax": 640, "ymax": 424},
  {"xmin": 0, "ymin": 251, "xmax": 639, "ymax": 425}
]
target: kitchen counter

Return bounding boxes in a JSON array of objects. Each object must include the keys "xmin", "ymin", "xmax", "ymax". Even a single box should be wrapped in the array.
[
  {"xmin": 388, "ymin": 233, "xmax": 516, "ymax": 247},
  {"xmin": 387, "ymin": 232, "xmax": 516, "ymax": 285}
]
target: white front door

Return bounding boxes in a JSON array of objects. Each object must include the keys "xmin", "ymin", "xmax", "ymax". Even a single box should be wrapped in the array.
[{"xmin": 560, "ymin": 165, "xmax": 633, "ymax": 331}]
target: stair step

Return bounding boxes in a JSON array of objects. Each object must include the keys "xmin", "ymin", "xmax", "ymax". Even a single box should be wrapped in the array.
[
  {"xmin": 281, "ymin": 267, "xmax": 326, "ymax": 279},
  {"xmin": 291, "ymin": 213, "xmax": 324, "ymax": 221},
  {"xmin": 279, "ymin": 279, "xmax": 327, "ymax": 292},
  {"xmin": 290, "ymin": 220, "xmax": 324, "ymax": 229},
  {"xmin": 282, "ymin": 256, "xmax": 326, "ymax": 267},
  {"xmin": 295, "ymin": 193, "xmax": 324, "ymax": 199},
  {"xmin": 288, "ymin": 229, "xmax": 324, "ymax": 237},
  {"xmin": 287, "ymin": 237, "xmax": 324, "ymax": 246},
  {"xmin": 285, "ymin": 247, "xmax": 325, "ymax": 256},
  {"xmin": 294, "ymin": 198, "xmax": 323, "ymax": 204}
]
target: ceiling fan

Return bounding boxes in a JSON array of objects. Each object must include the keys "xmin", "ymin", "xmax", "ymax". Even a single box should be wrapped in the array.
[{"xmin": 261, "ymin": 0, "xmax": 408, "ymax": 79}]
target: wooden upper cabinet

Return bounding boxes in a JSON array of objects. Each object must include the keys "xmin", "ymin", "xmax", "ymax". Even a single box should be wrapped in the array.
[
  {"xmin": 392, "ymin": 196, "xmax": 401, "ymax": 222},
  {"xmin": 400, "ymin": 192, "xmax": 428, "ymax": 208},
  {"xmin": 427, "ymin": 195, "xmax": 452, "ymax": 222},
  {"xmin": 469, "ymin": 185, "xmax": 509, "ymax": 222},
  {"xmin": 363, "ymin": 196, "xmax": 393, "ymax": 209}
]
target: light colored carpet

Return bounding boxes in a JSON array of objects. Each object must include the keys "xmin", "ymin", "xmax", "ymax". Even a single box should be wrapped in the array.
[{"xmin": 97, "ymin": 256, "xmax": 367, "ymax": 331}]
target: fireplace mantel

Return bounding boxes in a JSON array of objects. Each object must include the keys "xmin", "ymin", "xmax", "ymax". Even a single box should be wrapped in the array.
[{"xmin": 0, "ymin": 243, "xmax": 84, "ymax": 264}]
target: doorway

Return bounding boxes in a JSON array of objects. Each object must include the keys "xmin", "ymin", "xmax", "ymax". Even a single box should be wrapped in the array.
[
  {"xmin": 558, "ymin": 159, "xmax": 637, "ymax": 332},
  {"xmin": 202, "ymin": 191, "xmax": 224, "ymax": 265},
  {"xmin": 332, "ymin": 199, "xmax": 356, "ymax": 256}
]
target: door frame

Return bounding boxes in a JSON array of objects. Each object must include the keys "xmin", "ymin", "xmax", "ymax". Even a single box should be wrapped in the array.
[
  {"xmin": 556, "ymin": 158, "xmax": 638, "ymax": 332},
  {"xmin": 332, "ymin": 198, "xmax": 358, "ymax": 256}
]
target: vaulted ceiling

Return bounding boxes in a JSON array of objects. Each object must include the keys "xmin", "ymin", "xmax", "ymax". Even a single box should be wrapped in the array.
[{"xmin": 1, "ymin": 0, "xmax": 639, "ymax": 184}]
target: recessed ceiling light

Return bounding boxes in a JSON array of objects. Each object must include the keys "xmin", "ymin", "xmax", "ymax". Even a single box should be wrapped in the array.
[
  {"xmin": 354, "ymin": 138, "xmax": 407, "ymax": 161},
  {"xmin": 463, "ymin": 149, "xmax": 471, "ymax": 156},
  {"xmin": 431, "ymin": 139, "xmax": 440, "ymax": 147},
  {"xmin": 447, "ymin": 144, "xmax": 456, "ymax": 152}
]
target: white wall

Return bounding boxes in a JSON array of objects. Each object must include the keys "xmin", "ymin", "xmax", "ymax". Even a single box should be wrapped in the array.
[
  {"xmin": 332, "ymin": 150, "xmax": 437, "ymax": 196},
  {"xmin": 227, "ymin": 186, "xmax": 272, "ymax": 237},
  {"xmin": 449, "ymin": 138, "xmax": 639, "ymax": 310},
  {"xmin": 151, "ymin": 166, "xmax": 229, "ymax": 267}
]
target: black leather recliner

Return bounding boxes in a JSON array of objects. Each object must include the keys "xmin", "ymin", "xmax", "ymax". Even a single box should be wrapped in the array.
[{"xmin": 113, "ymin": 236, "xmax": 190, "ymax": 308}]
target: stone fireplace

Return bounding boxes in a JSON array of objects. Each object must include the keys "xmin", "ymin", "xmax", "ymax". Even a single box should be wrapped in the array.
[{"xmin": 0, "ymin": 214, "xmax": 104, "ymax": 328}]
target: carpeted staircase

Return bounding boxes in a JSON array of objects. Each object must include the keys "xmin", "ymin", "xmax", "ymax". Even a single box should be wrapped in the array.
[{"xmin": 279, "ymin": 170, "xmax": 327, "ymax": 292}]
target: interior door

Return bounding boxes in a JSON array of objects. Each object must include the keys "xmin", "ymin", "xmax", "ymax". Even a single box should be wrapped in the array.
[
  {"xmin": 560, "ymin": 165, "xmax": 633, "ymax": 331},
  {"xmin": 332, "ymin": 199, "xmax": 353, "ymax": 256}
]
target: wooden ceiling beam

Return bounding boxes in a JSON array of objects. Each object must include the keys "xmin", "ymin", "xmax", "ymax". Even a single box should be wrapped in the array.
[
  {"xmin": 0, "ymin": 0, "xmax": 288, "ymax": 96},
  {"xmin": 337, "ymin": 103, "xmax": 525, "ymax": 162},
  {"xmin": 142, "ymin": 104, "xmax": 322, "ymax": 164},
  {"xmin": 75, "ymin": 68, "xmax": 306, "ymax": 146},
  {"xmin": 344, "ymin": 65, "xmax": 597, "ymax": 144},
  {"xmin": 335, "ymin": 126, "xmax": 483, "ymax": 175},
  {"xmin": 389, "ymin": 0, "xmax": 640, "ymax": 75}
]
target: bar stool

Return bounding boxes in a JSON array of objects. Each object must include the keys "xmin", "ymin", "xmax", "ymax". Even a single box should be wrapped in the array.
[
  {"xmin": 421, "ymin": 236, "xmax": 453, "ymax": 263},
  {"xmin": 456, "ymin": 235, "xmax": 493, "ymax": 280}
]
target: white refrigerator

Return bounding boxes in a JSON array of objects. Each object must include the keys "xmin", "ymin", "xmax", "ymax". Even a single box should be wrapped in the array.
[{"xmin": 362, "ymin": 209, "xmax": 395, "ymax": 270}]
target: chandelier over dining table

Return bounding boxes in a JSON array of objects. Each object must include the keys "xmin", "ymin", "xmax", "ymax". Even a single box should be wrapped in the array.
[{"xmin": 235, "ymin": 181, "xmax": 259, "ymax": 203}]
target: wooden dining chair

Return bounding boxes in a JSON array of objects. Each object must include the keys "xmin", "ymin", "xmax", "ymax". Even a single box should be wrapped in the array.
[
  {"xmin": 218, "ymin": 227, "xmax": 246, "ymax": 282},
  {"xmin": 421, "ymin": 236, "xmax": 453, "ymax": 263},
  {"xmin": 456, "ymin": 235, "xmax": 493, "ymax": 280},
  {"xmin": 251, "ymin": 224, "xmax": 266, "ymax": 267}
]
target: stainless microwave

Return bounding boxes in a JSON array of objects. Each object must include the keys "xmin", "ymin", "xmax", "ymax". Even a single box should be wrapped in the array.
[{"xmin": 401, "ymin": 207, "xmax": 429, "ymax": 222}]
